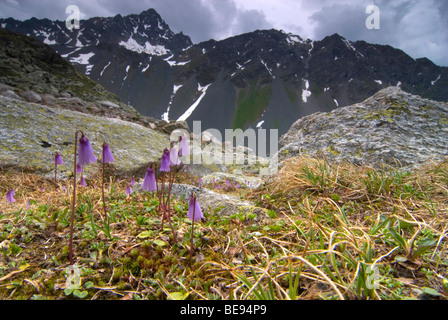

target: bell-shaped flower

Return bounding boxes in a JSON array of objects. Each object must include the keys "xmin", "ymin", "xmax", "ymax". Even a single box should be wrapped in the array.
[
  {"xmin": 78, "ymin": 134, "xmax": 97, "ymax": 166},
  {"xmin": 126, "ymin": 185, "xmax": 133, "ymax": 196},
  {"xmin": 160, "ymin": 148, "xmax": 170, "ymax": 172},
  {"xmin": 55, "ymin": 152, "xmax": 63, "ymax": 166},
  {"xmin": 76, "ymin": 163, "xmax": 83, "ymax": 174},
  {"xmin": 170, "ymin": 146, "xmax": 181, "ymax": 166},
  {"xmin": 80, "ymin": 176, "xmax": 87, "ymax": 187},
  {"xmin": 187, "ymin": 193, "xmax": 203, "ymax": 222},
  {"xmin": 179, "ymin": 135, "xmax": 190, "ymax": 157},
  {"xmin": 130, "ymin": 176, "xmax": 135, "ymax": 186},
  {"xmin": 102, "ymin": 142, "xmax": 114, "ymax": 164},
  {"xmin": 142, "ymin": 167, "xmax": 157, "ymax": 192},
  {"xmin": 6, "ymin": 189, "xmax": 15, "ymax": 203}
]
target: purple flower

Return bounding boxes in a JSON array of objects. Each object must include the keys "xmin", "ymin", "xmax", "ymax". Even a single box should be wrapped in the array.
[
  {"xmin": 170, "ymin": 146, "xmax": 181, "ymax": 166},
  {"xmin": 179, "ymin": 135, "xmax": 190, "ymax": 156},
  {"xmin": 126, "ymin": 185, "xmax": 133, "ymax": 196},
  {"xmin": 130, "ymin": 176, "xmax": 135, "ymax": 186},
  {"xmin": 6, "ymin": 189, "xmax": 15, "ymax": 203},
  {"xmin": 76, "ymin": 163, "xmax": 83, "ymax": 174},
  {"xmin": 102, "ymin": 142, "xmax": 114, "ymax": 164},
  {"xmin": 78, "ymin": 134, "xmax": 97, "ymax": 166},
  {"xmin": 142, "ymin": 167, "xmax": 157, "ymax": 192},
  {"xmin": 55, "ymin": 152, "xmax": 63, "ymax": 166},
  {"xmin": 80, "ymin": 176, "xmax": 87, "ymax": 187},
  {"xmin": 187, "ymin": 194, "xmax": 203, "ymax": 222},
  {"xmin": 160, "ymin": 148, "xmax": 170, "ymax": 172}
]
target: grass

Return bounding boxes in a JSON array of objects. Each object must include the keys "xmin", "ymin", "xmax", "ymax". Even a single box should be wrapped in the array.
[{"xmin": 0, "ymin": 155, "xmax": 447, "ymax": 300}]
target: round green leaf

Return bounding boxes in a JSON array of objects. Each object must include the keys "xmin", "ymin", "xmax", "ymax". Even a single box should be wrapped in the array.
[
  {"xmin": 73, "ymin": 289, "xmax": 88, "ymax": 299},
  {"xmin": 137, "ymin": 231, "xmax": 153, "ymax": 239}
]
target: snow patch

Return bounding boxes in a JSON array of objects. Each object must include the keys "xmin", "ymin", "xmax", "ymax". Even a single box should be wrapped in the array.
[
  {"xmin": 70, "ymin": 52, "xmax": 95, "ymax": 65},
  {"xmin": 123, "ymin": 65, "xmax": 130, "ymax": 81},
  {"xmin": 260, "ymin": 59, "xmax": 275, "ymax": 78},
  {"xmin": 308, "ymin": 41, "xmax": 314, "ymax": 55},
  {"xmin": 162, "ymin": 84, "xmax": 183, "ymax": 122},
  {"xmin": 100, "ymin": 61, "xmax": 111, "ymax": 77},
  {"xmin": 119, "ymin": 36, "xmax": 169, "ymax": 56},
  {"xmin": 286, "ymin": 34, "xmax": 304, "ymax": 45},
  {"xmin": 164, "ymin": 54, "xmax": 191, "ymax": 66},
  {"xmin": 85, "ymin": 65, "xmax": 93, "ymax": 75},
  {"xmin": 177, "ymin": 83, "xmax": 211, "ymax": 122},
  {"xmin": 431, "ymin": 74, "xmax": 441, "ymax": 85},
  {"xmin": 302, "ymin": 79, "xmax": 311, "ymax": 103},
  {"xmin": 43, "ymin": 35, "xmax": 56, "ymax": 45},
  {"xmin": 341, "ymin": 38, "xmax": 364, "ymax": 57}
]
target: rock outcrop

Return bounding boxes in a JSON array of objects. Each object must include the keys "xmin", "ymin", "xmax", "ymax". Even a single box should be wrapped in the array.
[
  {"xmin": 278, "ymin": 86, "xmax": 448, "ymax": 168},
  {"xmin": 0, "ymin": 95, "xmax": 171, "ymax": 179}
]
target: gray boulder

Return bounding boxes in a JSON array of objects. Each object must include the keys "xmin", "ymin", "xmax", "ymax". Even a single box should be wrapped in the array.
[
  {"xmin": 0, "ymin": 96, "xmax": 170, "ymax": 179},
  {"xmin": 1, "ymin": 89, "xmax": 21, "ymax": 100},
  {"xmin": 278, "ymin": 87, "xmax": 448, "ymax": 168},
  {"xmin": 23, "ymin": 90, "xmax": 42, "ymax": 103}
]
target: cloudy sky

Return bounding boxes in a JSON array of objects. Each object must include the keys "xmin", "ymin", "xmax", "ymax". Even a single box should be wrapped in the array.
[{"xmin": 1, "ymin": 0, "xmax": 447, "ymax": 66}]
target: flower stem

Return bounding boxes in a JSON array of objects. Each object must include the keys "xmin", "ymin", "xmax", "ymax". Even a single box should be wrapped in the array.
[
  {"xmin": 189, "ymin": 196, "xmax": 196, "ymax": 262},
  {"xmin": 69, "ymin": 130, "xmax": 82, "ymax": 265},
  {"xmin": 101, "ymin": 161, "xmax": 107, "ymax": 219},
  {"xmin": 54, "ymin": 158, "xmax": 57, "ymax": 184}
]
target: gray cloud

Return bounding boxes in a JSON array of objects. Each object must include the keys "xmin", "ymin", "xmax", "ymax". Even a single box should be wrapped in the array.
[
  {"xmin": 0, "ymin": 0, "xmax": 271, "ymax": 43},
  {"xmin": 0, "ymin": 0, "xmax": 446, "ymax": 66},
  {"xmin": 308, "ymin": 0, "xmax": 448, "ymax": 66}
]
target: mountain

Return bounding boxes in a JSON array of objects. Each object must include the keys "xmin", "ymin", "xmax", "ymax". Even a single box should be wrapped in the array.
[
  {"xmin": 2, "ymin": 9, "xmax": 448, "ymax": 138},
  {"xmin": 278, "ymin": 86, "xmax": 448, "ymax": 168},
  {"xmin": 0, "ymin": 28, "xmax": 268, "ymax": 181},
  {"xmin": 0, "ymin": 27, "xmax": 193, "ymax": 135}
]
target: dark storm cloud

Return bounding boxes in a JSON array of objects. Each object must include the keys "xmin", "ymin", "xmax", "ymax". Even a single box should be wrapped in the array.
[
  {"xmin": 0, "ymin": 0, "xmax": 446, "ymax": 66},
  {"xmin": 308, "ymin": 0, "xmax": 448, "ymax": 66},
  {"xmin": 0, "ymin": 0, "xmax": 271, "ymax": 43}
]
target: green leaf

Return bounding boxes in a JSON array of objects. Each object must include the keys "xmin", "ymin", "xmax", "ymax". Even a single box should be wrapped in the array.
[
  {"xmin": 388, "ymin": 228, "xmax": 409, "ymax": 252},
  {"xmin": 137, "ymin": 231, "xmax": 153, "ymax": 239},
  {"xmin": 73, "ymin": 290, "xmax": 88, "ymax": 299},
  {"xmin": 169, "ymin": 292, "xmax": 189, "ymax": 300},
  {"xmin": 413, "ymin": 238, "xmax": 437, "ymax": 258},
  {"xmin": 422, "ymin": 287, "xmax": 440, "ymax": 296},
  {"xmin": 84, "ymin": 281, "xmax": 94, "ymax": 289},
  {"xmin": 153, "ymin": 239, "xmax": 167, "ymax": 247},
  {"xmin": 394, "ymin": 255, "xmax": 407, "ymax": 262},
  {"xmin": 64, "ymin": 288, "xmax": 74, "ymax": 296}
]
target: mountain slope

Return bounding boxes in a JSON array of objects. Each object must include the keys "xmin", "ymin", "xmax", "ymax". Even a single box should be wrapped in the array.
[{"xmin": 2, "ymin": 9, "xmax": 448, "ymax": 138}]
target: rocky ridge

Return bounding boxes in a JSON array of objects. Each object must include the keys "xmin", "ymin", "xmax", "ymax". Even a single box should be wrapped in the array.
[{"xmin": 2, "ymin": 10, "xmax": 447, "ymax": 140}]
